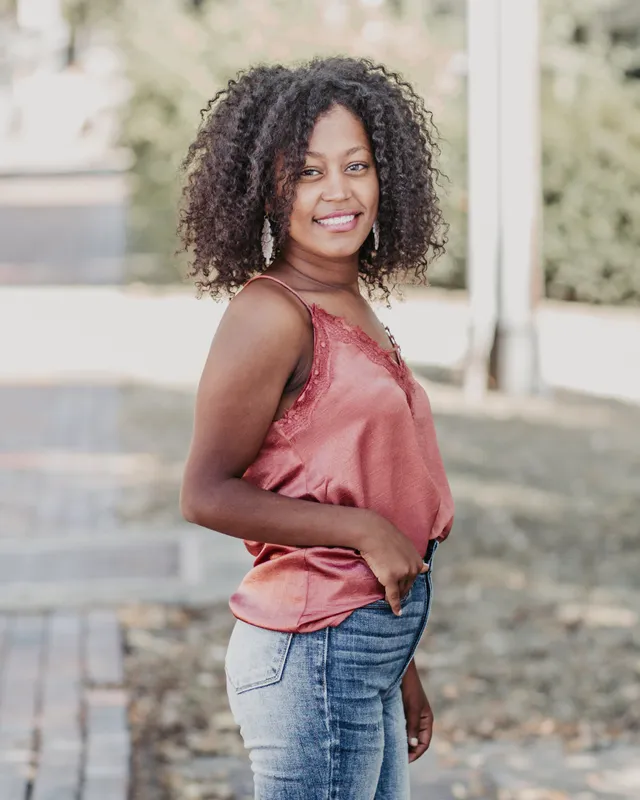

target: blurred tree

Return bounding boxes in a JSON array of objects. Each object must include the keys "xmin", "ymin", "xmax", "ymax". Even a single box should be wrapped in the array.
[
  {"xmin": 116, "ymin": 0, "xmax": 640, "ymax": 305},
  {"xmin": 0, "ymin": 0, "xmax": 17, "ymax": 18},
  {"xmin": 117, "ymin": 0, "xmax": 466, "ymax": 283},
  {"xmin": 541, "ymin": 0, "xmax": 640, "ymax": 303},
  {"xmin": 62, "ymin": 0, "xmax": 123, "ymax": 63}
]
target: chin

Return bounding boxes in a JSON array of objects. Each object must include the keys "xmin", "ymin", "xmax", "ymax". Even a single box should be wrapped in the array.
[
  {"xmin": 315, "ymin": 240, "xmax": 366, "ymax": 259},
  {"xmin": 317, "ymin": 248, "xmax": 361, "ymax": 260}
]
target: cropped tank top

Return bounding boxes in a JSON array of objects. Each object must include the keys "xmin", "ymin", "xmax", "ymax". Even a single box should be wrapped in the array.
[{"xmin": 229, "ymin": 275, "xmax": 454, "ymax": 633}]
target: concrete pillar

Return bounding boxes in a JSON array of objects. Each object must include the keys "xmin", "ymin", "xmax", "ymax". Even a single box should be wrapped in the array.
[
  {"xmin": 495, "ymin": 0, "xmax": 541, "ymax": 395},
  {"xmin": 464, "ymin": 0, "xmax": 500, "ymax": 401}
]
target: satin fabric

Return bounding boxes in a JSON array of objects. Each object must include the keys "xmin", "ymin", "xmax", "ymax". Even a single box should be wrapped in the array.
[{"xmin": 229, "ymin": 275, "xmax": 454, "ymax": 632}]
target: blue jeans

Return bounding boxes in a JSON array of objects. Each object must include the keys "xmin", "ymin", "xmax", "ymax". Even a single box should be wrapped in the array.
[{"xmin": 225, "ymin": 543, "xmax": 437, "ymax": 799}]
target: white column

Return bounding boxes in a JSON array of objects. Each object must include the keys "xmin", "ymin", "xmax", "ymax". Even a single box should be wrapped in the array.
[
  {"xmin": 496, "ymin": 0, "xmax": 541, "ymax": 395},
  {"xmin": 464, "ymin": 0, "xmax": 501, "ymax": 401}
]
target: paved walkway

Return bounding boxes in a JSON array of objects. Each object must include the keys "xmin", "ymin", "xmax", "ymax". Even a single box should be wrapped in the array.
[
  {"xmin": 0, "ymin": 385, "xmax": 120, "ymax": 541},
  {"xmin": 0, "ymin": 379, "xmax": 248, "ymax": 610},
  {"xmin": 0, "ymin": 172, "xmax": 132, "ymax": 799},
  {"xmin": 0, "ymin": 611, "xmax": 128, "ymax": 800}
]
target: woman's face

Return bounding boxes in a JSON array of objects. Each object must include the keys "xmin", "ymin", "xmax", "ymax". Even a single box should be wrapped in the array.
[{"xmin": 286, "ymin": 105, "xmax": 379, "ymax": 262}]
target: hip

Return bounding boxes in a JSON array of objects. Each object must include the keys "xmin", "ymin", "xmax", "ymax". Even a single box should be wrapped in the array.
[
  {"xmin": 229, "ymin": 538, "xmax": 440, "ymax": 633},
  {"xmin": 226, "ymin": 546, "xmax": 437, "ymax": 702}
]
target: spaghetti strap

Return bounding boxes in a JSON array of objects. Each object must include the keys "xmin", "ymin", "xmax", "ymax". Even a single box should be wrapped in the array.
[{"xmin": 243, "ymin": 274, "xmax": 313, "ymax": 314}]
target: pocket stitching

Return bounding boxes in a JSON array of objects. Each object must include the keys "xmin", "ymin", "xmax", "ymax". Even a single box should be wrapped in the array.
[{"xmin": 226, "ymin": 630, "xmax": 293, "ymax": 694}]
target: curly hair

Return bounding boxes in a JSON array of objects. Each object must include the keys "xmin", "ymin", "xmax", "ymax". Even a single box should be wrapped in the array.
[{"xmin": 178, "ymin": 56, "xmax": 447, "ymax": 299}]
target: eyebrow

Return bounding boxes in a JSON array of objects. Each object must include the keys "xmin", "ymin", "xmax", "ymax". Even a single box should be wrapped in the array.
[{"xmin": 305, "ymin": 145, "xmax": 370, "ymax": 159}]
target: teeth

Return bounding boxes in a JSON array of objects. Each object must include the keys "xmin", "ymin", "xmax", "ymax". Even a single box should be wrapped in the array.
[{"xmin": 317, "ymin": 215, "xmax": 356, "ymax": 227}]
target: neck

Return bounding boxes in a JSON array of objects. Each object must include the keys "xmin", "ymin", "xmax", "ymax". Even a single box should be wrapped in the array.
[{"xmin": 278, "ymin": 240, "xmax": 360, "ymax": 294}]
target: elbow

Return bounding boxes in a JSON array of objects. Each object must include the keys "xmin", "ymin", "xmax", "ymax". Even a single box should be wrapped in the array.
[
  {"xmin": 180, "ymin": 486, "xmax": 206, "ymax": 526},
  {"xmin": 180, "ymin": 496, "xmax": 198, "ymax": 526},
  {"xmin": 179, "ymin": 483, "xmax": 225, "ymax": 528}
]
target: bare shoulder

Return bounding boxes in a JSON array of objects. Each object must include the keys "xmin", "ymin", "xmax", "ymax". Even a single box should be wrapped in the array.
[{"xmin": 219, "ymin": 277, "xmax": 310, "ymax": 343}]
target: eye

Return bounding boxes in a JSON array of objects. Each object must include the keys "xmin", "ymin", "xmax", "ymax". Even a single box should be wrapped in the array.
[
  {"xmin": 347, "ymin": 162, "xmax": 369, "ymax": 173},
  {"xmin": 301, "ymin": 167, "xmax": 321, "ymax": 178}
]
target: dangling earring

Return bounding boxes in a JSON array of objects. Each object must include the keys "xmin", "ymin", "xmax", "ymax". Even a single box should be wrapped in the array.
[
  {"xmin": 261, "ymin": 216, "xmax": 274, "ymax": 266},
  {"xmin": 372, "ymin": 220, "xmax": 380, "ymax": 254}
]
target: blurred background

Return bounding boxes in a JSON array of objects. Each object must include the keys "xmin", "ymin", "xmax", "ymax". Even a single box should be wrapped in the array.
[{"xmin": 0, "ymin": 1, "xmax": 639, "ymax": 799}]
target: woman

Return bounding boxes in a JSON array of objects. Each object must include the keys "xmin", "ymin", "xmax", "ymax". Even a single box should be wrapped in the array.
[{"xmin": 179, "ymin": 57, "xmax": 454, "ymax": 799}]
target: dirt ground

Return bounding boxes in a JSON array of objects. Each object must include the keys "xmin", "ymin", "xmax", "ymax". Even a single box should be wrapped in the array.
[{"xmin": 118, "ymin": 378, "xmax": 640, "ymax": 799}]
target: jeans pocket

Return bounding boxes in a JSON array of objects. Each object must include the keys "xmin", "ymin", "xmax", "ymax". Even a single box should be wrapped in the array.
[{"xmin": 225, "ymin": 619, "xmax": 293, "ymax": 695}]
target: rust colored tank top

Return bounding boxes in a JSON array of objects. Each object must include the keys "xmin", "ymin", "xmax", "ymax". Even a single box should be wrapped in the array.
[{"xmin": 229, "ymin": 275, "xmax": 454, "ymax": 633}]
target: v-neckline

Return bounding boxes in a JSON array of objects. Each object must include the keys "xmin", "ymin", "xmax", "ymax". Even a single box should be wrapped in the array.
[{"xmin": 310, "ymin": 303, "xmax": 404, "ymax": 370}]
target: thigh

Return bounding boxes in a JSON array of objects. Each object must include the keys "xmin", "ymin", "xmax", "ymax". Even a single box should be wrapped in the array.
[
  {"xmin": 374, "ymin": 687, "xmax": 410, "ymax": 800},
  {"xmin": 324, "ymin": 577, "xmax": 429, "ymax": 798},
  {"xmin": 225, "ymin": 574, "xmax": 431, "ymax": 799},
  {"xmin": 225, "ymin": 620, "xmax": 385, "ymax": 800}
]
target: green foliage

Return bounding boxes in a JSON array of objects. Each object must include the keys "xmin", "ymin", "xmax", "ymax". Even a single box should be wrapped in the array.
[
  {"xmin": 541, "ymin": 0, "xmax": 640, "ymax": 304},
  {"xmin": 118, "ymin": 0, "xmax": 640, "ymax": 305},
  {"xmin": 117, "ymin": 0, "xmax": 465, "ymax": 282}
]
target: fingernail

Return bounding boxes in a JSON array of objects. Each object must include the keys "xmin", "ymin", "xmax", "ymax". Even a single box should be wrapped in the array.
[
  {"xmin": 398, "ymin": 609, "xmax": 403, "ymax": 616},
  {"xmin": 409, "ymin": 737, "xmax": 419, "ymax": 747}
]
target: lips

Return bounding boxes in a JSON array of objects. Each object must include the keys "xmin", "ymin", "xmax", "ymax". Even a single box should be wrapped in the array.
[{"xmin": 314, "ymin": 211, "xmax": 362, "ymax": 232}]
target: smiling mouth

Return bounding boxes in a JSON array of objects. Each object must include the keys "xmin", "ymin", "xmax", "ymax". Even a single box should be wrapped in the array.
[{"xmin": 314, "ymin": 213, "xmax": 361, "ymax": 228}]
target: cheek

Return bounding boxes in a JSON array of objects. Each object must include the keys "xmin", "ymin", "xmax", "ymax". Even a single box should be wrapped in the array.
[
  {"xmin": 353, "ymin": 174, "xmax": 379, "ymax": 218},
  {"xmin": 367, "ymin": 175, "xmax": 380, "ymax": 208},
  {"xmin": 289, "ymin": 186, "xmax": 316, "ymax": 226}
]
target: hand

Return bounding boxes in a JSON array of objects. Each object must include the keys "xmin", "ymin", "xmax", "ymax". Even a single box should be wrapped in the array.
[
  {"xmin": 401, "ymin": 660, "xmax": 434, "ymax": 763},
  {"xmin": 354, "ymin": 512, "xmax": 429, "ymax": 617}
]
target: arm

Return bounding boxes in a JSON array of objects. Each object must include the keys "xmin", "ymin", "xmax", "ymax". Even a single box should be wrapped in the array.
[
  {"xmin": 180, "ymin": 282, "xmax": 372, "ymax": 551},
  {"xmin": 402, "ymin": 660, "xmax": 434, "ymax": 762}
]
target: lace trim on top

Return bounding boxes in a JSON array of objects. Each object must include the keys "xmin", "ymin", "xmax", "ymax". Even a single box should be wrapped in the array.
[
  {"xmin": 275, "ymin": 304, "xmax": 414, "ymax": 438},
  {"xmin": 311, "ymin": 305, "xmax": 415, "ymax": 403},
  {"xmin": 275, "ymin": 305, "xmax": 332, "ymax": 439}
]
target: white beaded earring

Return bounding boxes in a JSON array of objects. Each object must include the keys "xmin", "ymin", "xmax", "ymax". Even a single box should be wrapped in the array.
[
  {"xmin": 261, "ymin": 216, "xmax": 274, "ymax": 265},
  {"xmin": 372, "ymin": 220, "xmax": 380, "ymax": 253}
]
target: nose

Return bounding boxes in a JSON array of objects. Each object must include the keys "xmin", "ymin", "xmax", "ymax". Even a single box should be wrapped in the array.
[{"xmin": 321, "ymin": 168, "xmax": 351, "ymax": 202}]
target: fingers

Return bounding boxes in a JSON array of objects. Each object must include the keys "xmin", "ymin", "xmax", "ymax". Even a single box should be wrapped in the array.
[
  {"xmin": 388, "ymin": 558, "xmax": 430, "ymax": 614},
  {"xmin": 406, "ymin": 729, "xmax": 420, "ymax": 753},
  {"xmin": 405, "ymin": 704, "xmax": 421, "ymax": 753},
  {"xmin": 408, "ymin": 732, "xmax": 431, "ymax": 762},
  {"xmin": 385, "ymin": 585, "xmax": 402, "ymax": 616},
  {"xmin": 408, "ymin": 740, "xmax": 428, "ymax": 762},
  {"xmin": 408, "ymin": 714, "xmax": 434, "ymax": 763}
]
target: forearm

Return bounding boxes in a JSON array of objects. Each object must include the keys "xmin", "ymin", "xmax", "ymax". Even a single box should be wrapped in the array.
[{"xmin": 181, "ymin": 476, "xmax": 373, "ymax": 551}]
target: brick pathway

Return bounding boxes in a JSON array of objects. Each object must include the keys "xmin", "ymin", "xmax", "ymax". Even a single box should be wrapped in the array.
[
  {"xmin": 0, "ymin": 382, "xmax": 199, "ymax": 610},
  {"xmin": 0, "ymin": 385, "xmax": 121, "ymax": 541},
  {"xmin": 0, "ymin": 173, "xmax": 132, "ymax": 798},
  {"xmin": 0, "ymin": 610, "xmax": 128, "ymax": 800}
]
